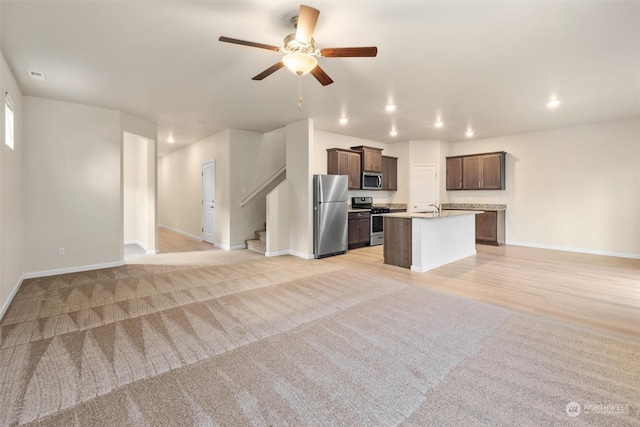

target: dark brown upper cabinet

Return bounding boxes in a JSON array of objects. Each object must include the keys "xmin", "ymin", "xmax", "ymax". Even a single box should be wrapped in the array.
[
  {"xmin": 446, "ymin": 151, "xmax": 506, "ymax": 190},
  {"xmin": 327, "ymin": 148, "xmax": 361, "ymax": 189},
  {"xmin": 350, "ymin": 145, "xmax": 383, "ymax": 173},
  {"xmin": 381, "ymin": 155, "xmax": 398, "ymax": 191},
  {"xmin": 445, "ymin": 157, "xmax": 463, "ymax": 190}
]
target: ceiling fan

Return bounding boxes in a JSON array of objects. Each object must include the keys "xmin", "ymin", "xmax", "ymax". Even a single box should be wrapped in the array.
[{"xmin": 219, "ymin": 4, "xmax": 377, "ymax": 86}]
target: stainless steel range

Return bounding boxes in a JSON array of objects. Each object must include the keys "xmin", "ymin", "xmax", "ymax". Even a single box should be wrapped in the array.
[
  {"xmin": 369, "ymin": 206, "xmax": 390, "ymax": 246},
  {"xmin": 351, "ymin": 197, "xmax": 390, "ymax": 246}
]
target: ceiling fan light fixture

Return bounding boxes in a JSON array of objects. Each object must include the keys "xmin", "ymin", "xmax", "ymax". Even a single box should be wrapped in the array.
[{"xmin": 282, "ymin": 52, "xmax": 318, "ymax": 76}]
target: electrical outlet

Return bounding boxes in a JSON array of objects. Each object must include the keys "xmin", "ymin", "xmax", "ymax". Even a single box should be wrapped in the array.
[{"xmin": 58, "ymin": 247, "xmax": 65, "ymax": 256}]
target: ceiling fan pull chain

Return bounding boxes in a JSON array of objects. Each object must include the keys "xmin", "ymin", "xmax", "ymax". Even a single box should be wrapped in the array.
[{"xmin": 298, "ymin": 75, "xmax": 303, "ymax": 109}]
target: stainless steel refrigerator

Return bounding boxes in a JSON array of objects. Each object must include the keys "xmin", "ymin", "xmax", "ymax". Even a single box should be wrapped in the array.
[{"xmin": 313, "ymin": 174, "xmax": 348, "ymax": 258}]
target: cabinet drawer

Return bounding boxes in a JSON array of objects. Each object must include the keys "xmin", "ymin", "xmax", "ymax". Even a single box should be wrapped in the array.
[{"xmin": 348, "ymin": 211, "xmax": 370, "ymax": 220}]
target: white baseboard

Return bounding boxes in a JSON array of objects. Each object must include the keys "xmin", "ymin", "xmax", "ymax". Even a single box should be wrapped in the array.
[
  {"xmin": 158, "ymin": 224, "xmax": 202, "ymax": 242},
  {"xmin": 124, "ymin": 240, "xmax": 149, "ymax": 251},
  {"xmin": 23, "ymin": 260, "xmax": 126, "ymax": 280},
  {"xmin": 265, "ymin": 249, "xmax": 314, "ymax": 259},
  {"xmin": 125, "ymin": 240, "xmax": 156, "ymax": 255},
  {"xmin": 0, "ymin": 274, "xmax": 25, "ymax": 322},
  {"xmin": 507, "ymin": 240, "xmax": 640, "ymax": 260},
  {"xmin": 265, "ymin": 250, "xmax": 291, "ymax": 257},
  {"xmin": 288, "ymin": 250, "xmax": 314, "ymax": 260},
  {"xmin": 411, "ymin": 250, "xmax": 476, "ymax": 273}
]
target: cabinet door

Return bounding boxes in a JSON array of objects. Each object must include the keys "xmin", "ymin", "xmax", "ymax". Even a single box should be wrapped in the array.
[
  {"xmin": 328, "ymin": 149, "xmax": 361, "ymax": 189},
  {"xmin": 327, "ymin": 149, "xmax": 349, "ymax": 176},
  {"xmin": 357, "ymin": 218, "xmax": 370, "ymax": 244},
  {"xmin": 382, "ymin": 156, "xmax": 397, "ymax": 191},
  {"xmin": 382, "ymin": 157, "xmax": 398, "ymax": 191},
  {"xmin": 476, "ymin": 211, "xmax": 498, "ymax": 244},
  {"xmin": 362, "ymin": 148, "xmax": 383, "ymax": 172},
  {"xmin": 446, "ymin": 157, "xmax": 463, "ymax": 190},
  {"xmin": 348, "ymin": 152, "xmax": 361, "ymax": 189},
  {"xmin": 348, "ymin": 212, "xmax": 370, "ymax": 248},
  {"xmin": 388, "ymin": 157, "xmax": 397, "ymax": 190},
  {"xmin": 462, "ymin": 156, "xmax": 482, "ymax": 190},
  {"xmin": 348, "ymin": 218, "xmax": 359, "ymax": 247},
  {"xmin": 362, "ymin": 150, "xmax": 374, "ymax": 172},
  {"xmin": 372, "ymin": 150, "xmax": 382, "ymax": 173},
  {"xmin": 480, "ymin": 153, "xmax": 503, "ymax": 190},
  {"xmin": 327, "ymin": 150, "xmax": 339, "ymax": 175}
]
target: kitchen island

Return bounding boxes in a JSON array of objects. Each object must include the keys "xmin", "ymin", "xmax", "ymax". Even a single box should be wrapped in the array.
[{"xmin": 383, "ymin": 210, "xmax": 483, "ymax": 272}]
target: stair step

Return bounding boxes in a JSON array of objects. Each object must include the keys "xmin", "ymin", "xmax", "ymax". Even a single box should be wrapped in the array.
[
  {"xmin": 255, "ymin": 230, "xmax": 267, "ymax": 241},
  {"xmin": 246, "ymin": 239, "xmax": 266, "ymax": 255}
]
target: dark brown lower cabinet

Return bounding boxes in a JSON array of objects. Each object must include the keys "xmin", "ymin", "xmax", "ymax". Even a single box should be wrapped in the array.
[
  {"xmin": 475, "ymin": 210, "xmax": 505, "ymax": 245},
  {"xmin": 348, "ymin": 211, "xmax": 370, "ymax": 249}
]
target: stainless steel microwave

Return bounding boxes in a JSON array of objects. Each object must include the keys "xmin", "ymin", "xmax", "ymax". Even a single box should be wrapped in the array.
[{"xmin": 362, "ymin": 172, "xmax": 382, "ymax": 190}]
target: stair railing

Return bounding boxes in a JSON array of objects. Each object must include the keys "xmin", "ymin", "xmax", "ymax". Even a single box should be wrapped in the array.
[{"xmin": 240, "ymin": 166, "xmax": 286, "ymax": 207}]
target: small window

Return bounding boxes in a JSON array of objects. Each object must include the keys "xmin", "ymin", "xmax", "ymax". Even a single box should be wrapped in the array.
[{"xmin": 5, "ymin": 94, "xmax": 14, "ymax": 150}]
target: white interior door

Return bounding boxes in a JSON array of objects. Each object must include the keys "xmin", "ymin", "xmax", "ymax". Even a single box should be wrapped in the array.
[
  {"xmin": 411, "ymin": 164, "xmax": 438, "ymax": 212},
  {"xmin": 202, "ymin": 160, "xmax": 215, "ymax": 244}
]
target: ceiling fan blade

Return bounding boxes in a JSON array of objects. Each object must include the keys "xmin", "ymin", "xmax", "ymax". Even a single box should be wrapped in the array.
[
  {"xmin": 219, "ymin": 36, "xmax": 280, "ymax": 52},
  {"xmin": 320, "ymin": 47, "xmax": 378, "ymax": 57},
  {"xmin": 252, "ymin": 62, "xmax": 285, "ymax": 81},
  {"xmin": 310, "ymin": 65, "xmax": 334, "ymax": 86},
  {"xmin": 295, "ymin": 5, "xmax": 320, "ymax": 44}
]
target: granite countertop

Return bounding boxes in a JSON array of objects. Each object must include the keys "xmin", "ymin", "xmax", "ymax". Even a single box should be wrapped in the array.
[
  {"xmin": 442, "ymin": 203, "xmax": 506, "ymax": 211},
  {"xmin": 348, "ymin": 203, "xmax": 408, "ymax": 213},
  {"xmin": 386, "ymin": 203, "xmax": 408, "ymax": 210},
  {"xmin": 383, "ymin": 210, "xmax": 484, "ymax": 219}
]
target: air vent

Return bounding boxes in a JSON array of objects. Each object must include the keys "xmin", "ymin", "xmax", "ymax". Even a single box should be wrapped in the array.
[{"xmin": 28, "ymin": 70, "xmax": 46, "ymax": 81}]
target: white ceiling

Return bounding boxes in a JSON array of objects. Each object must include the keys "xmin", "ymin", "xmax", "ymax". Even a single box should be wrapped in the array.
[{"xmin": 2, "ymin": 1, "xmax": 639, "ymax": 156}]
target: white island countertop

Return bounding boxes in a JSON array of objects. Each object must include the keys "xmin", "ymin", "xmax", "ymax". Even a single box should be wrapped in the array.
[
  {"xmin": 383, "ymin": 210, "xmax": 484, "ymax": 272},
  {"xmin": 383, "ymin": 209, "xmax": 483, "ymax": 219}
]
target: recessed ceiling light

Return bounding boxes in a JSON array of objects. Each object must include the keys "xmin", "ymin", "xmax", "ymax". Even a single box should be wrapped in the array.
[
  {"xmin": 339, "ymin": 117, "xmax": 348, "ymax": 125},
  {"xmin": 385, "ymin": 104, "xmax": 397, "ymax": 112},
  {"xmin": 389, "ymin": 129, "xmax": 398, "ymax": 137},
  {"xmin": 547, "ymin": 99, "xmax": 560, "ymax": 109},
  {"xmin": 168, "ymin": 136, "xmax": 175, "ymax": 143},
  {"xmin": 434, "ymin": 121, "xmax": 444, "ymax": 128},
  {"xmin": 466, "ymin": 129, "xmax": 474, "ymax": 137}
]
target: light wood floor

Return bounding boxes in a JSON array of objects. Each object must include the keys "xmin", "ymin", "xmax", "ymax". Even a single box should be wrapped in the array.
[
  {"xmin": 327, "ymin": 244, "xmax": 640, "ymax": 343},
  {"xmin": 157, "ymin": 227, "xmax": 218, "ymax": 254},
  {"xmin": 155, "ymin": 228, "xmax": 640, "ymax": 343}
]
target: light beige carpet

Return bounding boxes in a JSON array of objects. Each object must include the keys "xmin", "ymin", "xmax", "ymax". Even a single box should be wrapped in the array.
[{"xmin": 0, "ymin": 250, "xmax": 638, "ymax": 426}]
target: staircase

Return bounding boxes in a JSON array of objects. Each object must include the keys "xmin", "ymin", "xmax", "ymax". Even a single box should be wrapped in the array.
[{"xmin": 246, "ymin": 229, "xmax": 266, "ymax": 255}]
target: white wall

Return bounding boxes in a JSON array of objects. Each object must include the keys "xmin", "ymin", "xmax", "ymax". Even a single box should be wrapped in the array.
[
  {"xmin": 158, "ymin": 127, "xmax": 286, "ymax": 250},
  {"xmin": 123, "ymin": 132, "xmax": 153, "ymax": 251},
  {"xmin": 266, "ymin": 180, "xmax": 290, "ymax": 257},
  {"xmin": 286, "ymin": 119, "xmax": 314, "ymax": 258},
  {"xmin": 0, "ymin": 52, "xmax": 24, "ymax": 318},
  {"xmin": 123, "ymin": 133, "xmax": 139, "ymax": 242},
  {"xmin": 229, "ymin": 128, "xmax": 285, "ymax": 248},
  {"xmin": 23, "ymin": 97, "xmax": 123, "ymax": 274},
  {"xmin": 446, "ymin": 118, "xmax": 640, "ymax": 257},
  {"xmin": 158, "ymin": 129, "xmax": 231, "ymax": 248},
  {"xmin": 121, "ymin": 112, "xmax": 158, "ymax": 254}
]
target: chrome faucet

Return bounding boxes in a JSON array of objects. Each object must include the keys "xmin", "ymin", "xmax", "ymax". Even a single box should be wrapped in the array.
[{"xmin": 428, "ymin": 203, "xmax": 441, "ymax": 215}]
